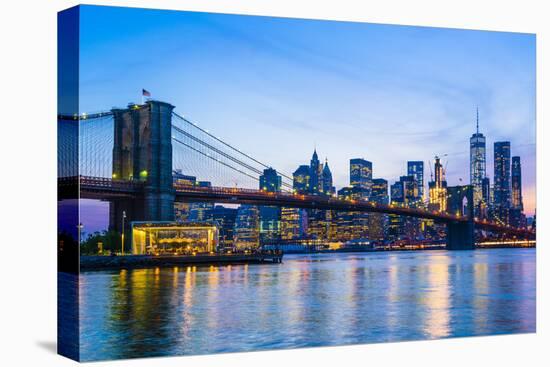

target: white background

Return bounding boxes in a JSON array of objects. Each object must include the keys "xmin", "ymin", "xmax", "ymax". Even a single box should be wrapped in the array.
[{"xmin": 0, "ymin": 0, "xmax": 547, "ymax": 366}]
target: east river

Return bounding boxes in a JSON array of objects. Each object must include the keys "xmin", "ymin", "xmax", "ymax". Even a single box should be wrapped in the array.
[{"xmin": 77, "ymin": 248, "xmax": 536, "ymax": 361}]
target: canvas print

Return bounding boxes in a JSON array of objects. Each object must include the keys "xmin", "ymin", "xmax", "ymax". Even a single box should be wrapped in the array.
[{"xmin": 57, "ymin": 5, "xmax": 536, "ymax": 362}]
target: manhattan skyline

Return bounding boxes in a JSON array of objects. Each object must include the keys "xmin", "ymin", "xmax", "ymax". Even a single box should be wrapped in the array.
[{"xmin": 77, "ymin": 5, "xmax": 536, "ymax": 221}]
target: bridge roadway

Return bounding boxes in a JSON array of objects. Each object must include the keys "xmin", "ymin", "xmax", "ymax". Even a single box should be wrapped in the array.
[{"xmin": 58, "ymin": 176, "xmax": 534, "ymax": 237}]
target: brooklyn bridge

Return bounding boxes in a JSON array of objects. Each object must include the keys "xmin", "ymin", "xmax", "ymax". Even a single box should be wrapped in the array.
[{"xmin": 57, "ymin": 100, "xmax": 535, "ymax": 251}]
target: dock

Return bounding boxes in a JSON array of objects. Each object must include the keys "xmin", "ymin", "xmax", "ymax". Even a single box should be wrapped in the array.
[{"xmin": 80, "ymin": 252, "xmax": 283, "ymax": 271}]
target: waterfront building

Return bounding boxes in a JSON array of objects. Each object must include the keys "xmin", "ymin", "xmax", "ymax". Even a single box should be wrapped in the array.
[
  {"xmin": 173, "ymin": 170, "xmax": 196, "ymax": 221},
  {"xmin": 350, "ymin": 158, "xmax": 373, "ymax": 197},
  {"xmin": 259, "ymin": 168, "xmax": 282, "ymax": 242},
  {"xmin": 470, "ymin": 108, "xmax": 486, "ymax": 217},
  {"xmin": 188, "ymin": 202, "xmax": 214, "ymax": 222},
  {"xmin": 233, "ymin": 205, "xmax": 260, "ymax": 250},
  {"xmin": 280, "ymin": 207, "xmax": 308, "ymax": 240},
  {"xmin": 493, "ymin": 141, "xmax": 511, "ymax": 224},
  {"xmin": 333, "ymin": 186, "xmax": 370, "ymax": 241},
  {"xmin": 131, "ymin": 222, "xmax": 219, "ymax": 255},
  {"xmin": 211, "ymin": 205, "xmax": 238, "ymax": 251},
  {"xmin": 307, "ymin": 209, "xmax": 332, "ymax": 241},
  {"xmin": 172, "ymin": 170, "xmax": 214, "ymax": 221},
  {"xmin": 407, "ymin": 161, "xmax": 424, "ymax": 199}
]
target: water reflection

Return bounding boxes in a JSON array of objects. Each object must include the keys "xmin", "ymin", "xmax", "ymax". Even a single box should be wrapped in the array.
[{"xmin": 78, "ymin": 249, "xmax": 536, "ymax": 361}]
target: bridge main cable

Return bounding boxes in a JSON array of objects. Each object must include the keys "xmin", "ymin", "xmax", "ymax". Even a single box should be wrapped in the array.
[
  {"xmin": 171, "ymin": 136, "xmax": 263, "ymax": 183},
  {"xmin": 172, "ymin": 112, "xmax": 295, "ymax": 182}
]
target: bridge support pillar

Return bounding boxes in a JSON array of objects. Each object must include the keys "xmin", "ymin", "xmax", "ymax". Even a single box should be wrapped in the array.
[
  {"xmin": 446, "ymin": 220, "xmax": 475, "ymax": 250},
  {"xmin": 110, "ymin": 100, "xmax": 176, "ymax": 252}
]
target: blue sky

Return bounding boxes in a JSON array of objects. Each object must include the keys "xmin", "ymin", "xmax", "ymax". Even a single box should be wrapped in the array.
[{"xmin": 77, "ymin": 5, "xmax": 536, "ymax": 231}]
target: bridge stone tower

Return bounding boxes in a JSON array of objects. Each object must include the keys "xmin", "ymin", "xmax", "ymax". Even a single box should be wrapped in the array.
[
  {"xmin": 110, "ymin": 100, "xmax": 175, "ymax": 248},
  {"xmin": 446, "ymin": 185, "xmax": 475, "ymax": 250}
]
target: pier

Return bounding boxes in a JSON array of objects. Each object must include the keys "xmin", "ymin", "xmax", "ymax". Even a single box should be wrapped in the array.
[{"xmin": 80, "ymin": 251, "xmax": 283, "ymax": 271}]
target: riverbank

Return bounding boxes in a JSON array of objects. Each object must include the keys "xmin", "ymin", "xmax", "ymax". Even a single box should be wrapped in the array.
[
  {"xmin": 271, "ymin": 242, "xmax": 534, "ymax": 254},
  {"xmin": 80, "ymin": 252, "xmax": 283, "ymax": 271}
]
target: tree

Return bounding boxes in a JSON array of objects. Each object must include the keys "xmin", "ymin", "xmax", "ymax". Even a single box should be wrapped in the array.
[{"xmin": 80, "ymin": 230, "xmax": 122, "ymax": 255}]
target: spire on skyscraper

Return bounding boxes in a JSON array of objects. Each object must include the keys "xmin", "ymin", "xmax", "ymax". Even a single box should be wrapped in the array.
[
  {"xmin": 476, "ymin": 106, "xmax": 479, "ymax": 134},
  {"xmin": 312, "ymin": 147, "xmax": 318, "ymax": 161},
  {"xmin": 323, "ymin": 158, "xmax": 331, "ymax": 174}
]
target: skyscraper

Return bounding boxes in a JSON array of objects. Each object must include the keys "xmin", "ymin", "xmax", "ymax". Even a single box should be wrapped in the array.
[
  {"xmin": 188, "ymin": 180, "xmax": 214, "ymax": 222},
  {"xmin": 369, "ymin": 178, "xmax": 389, "ymax": 241},
  {"xmin": 211, "ymin": 205, "xmax": 238, "ymax": 251},
  {"xmin": 510, "ymin": 156, "xmax": 525, "ymax": 228},
  {"xmin": 233, "ymin": 205, "xmax": 259, "ymax": 250},
  {"xmin": 321, "ymin": 158, "xmax": 335, "ymax": 196},
  {"xmin": 470, "ymin": 108, "xmax": 486, "ymax": 216},
  {"xmin": 280, "ymin": 207, "xmax": 308, "ymax": 240},
  {"xmin": 285, "ymin": 165, "xmax": 311, "ymax": 240},
  {"xmin": 493, "ymin": 141, "xmax": 511, "ymax": 224},
  {"xmin": 350, "ymin": 158, "xmax": 372, "ymax": 197},
  {"xmin": 428, "ymin": 156, "xmax": 447, "ymax": 212},
  {"xmin": 309, "ymin": 149, "xmax": 323, "ymax": 194},
  {"xmin": 407, "ymin": 161, "xmax": 424, "ymax": 199},
  {"xmin": 481, "ymin": 176, "xmax": 491, "ymax": 218},
  {"xmin": 259, "ymin": 167, "xmax": 282, "ymax": 192},
  {"xmin": 293, "ymin": 165, "xmax": 310, "ymax": 194},
  {"xmin": 259, "ymin": 168, "xmax": 282, "ymax": 242},
  {"xmin": 511, "ymin": 156, "xmax": 523, "ymax": 211}
]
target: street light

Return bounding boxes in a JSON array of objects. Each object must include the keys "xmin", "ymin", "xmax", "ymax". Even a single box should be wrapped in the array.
[{"xmin": 121, "ymin": 211, "xmax": 127, "ymax": 256}]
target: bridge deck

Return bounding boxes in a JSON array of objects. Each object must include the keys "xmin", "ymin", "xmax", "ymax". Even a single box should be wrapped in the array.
[{"xmin": 58, "ymin": 176, "xmax": 535, "ymax": 237}]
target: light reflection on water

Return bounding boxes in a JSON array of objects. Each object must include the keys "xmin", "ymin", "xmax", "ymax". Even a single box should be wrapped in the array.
[{"xmin": 77, "ymin": 248, "xmax": 535, "ymax": 361}]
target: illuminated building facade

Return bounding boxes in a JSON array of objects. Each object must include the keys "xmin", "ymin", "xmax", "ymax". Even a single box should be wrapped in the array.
[
  {"xmin": 350, "ymin": 158, "xmax": 373, "ymax": 196},
  {"xmin": 428, "ymin": 156, "xmax": 447, "ymax": 212},
  {"xmin": 369, "ymin": 178, "xmax": 389, "ymax": 241},
  {"xmin": 293, "ymin": 165, "xmax": 310, "ymax": 194},
  {"xmin": 470, "ymin": 109, "xmax": 486, "ymax": 217},
  {"xmin": 493, "ymin": 141, "xmax": 511, "ymax": 224},
  {"xmin": 511, "ymin": 156, "xmax": 523, "ymax": 211},
  {"xmin": 510, "ymin": 156, "xmax": 525, "ymax": 227},
  {"xmin": 390, "ymin": 175, "xmax": 421, "ymax": 240},
  {"xmin": 309, "ymin": 149, "xmax": 323, "ymax": 194},
  {"xmin": 211, "ymin": 205, "xmax": 238, "ymax": 251},
  {"xmin": 481, "ymin": 176, "xmax": 491, "ymax": 219},
  {"xmin": 260, "ymin": 167, "xmax": 282, "ymax": 192},
  {"xmin": 334, "ymin": 186, "xmax": 370, "ymax": 241},
  {"xmin": 321, "ymin": 159, "xmax": 335, "ymax": 196},
  {"xmin": 173, "ymin": 170, "xmax": 214, "ymax": 221},
  {"xmin": 173, "ymin": 171, "xmax": 194, "ymax": 221},
  {"xmin": 259, "ymin": 168, "xmax": 282, "ymax": 242},
  {"xmin": 280, "ymin": 207, "xmax": 308, "ymax": 240},
  {"xmin": 131, "ymin": 222, "xmax": 219, "ymax": 255},
  {"xmin": 233, "ymin": 205, "xmax": 260, "ymax": 250},
  {"xmin": 407, "ymin": 161, "xmax": 424, "ymax": 199},
  {"xmin": 389, "ymin": 180, "xmax": 404, "ymax": 240}
]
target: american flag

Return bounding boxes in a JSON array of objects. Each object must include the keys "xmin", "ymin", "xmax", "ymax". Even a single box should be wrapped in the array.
[{"xmin": 142, "ymin": 88, "xmax": 151, "ymax": 97}]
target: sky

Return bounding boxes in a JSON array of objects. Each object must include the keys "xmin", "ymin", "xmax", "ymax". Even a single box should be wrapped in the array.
[{"xmin": 76, "ymin": 5, "xmax": 536, "ymax": 232}]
